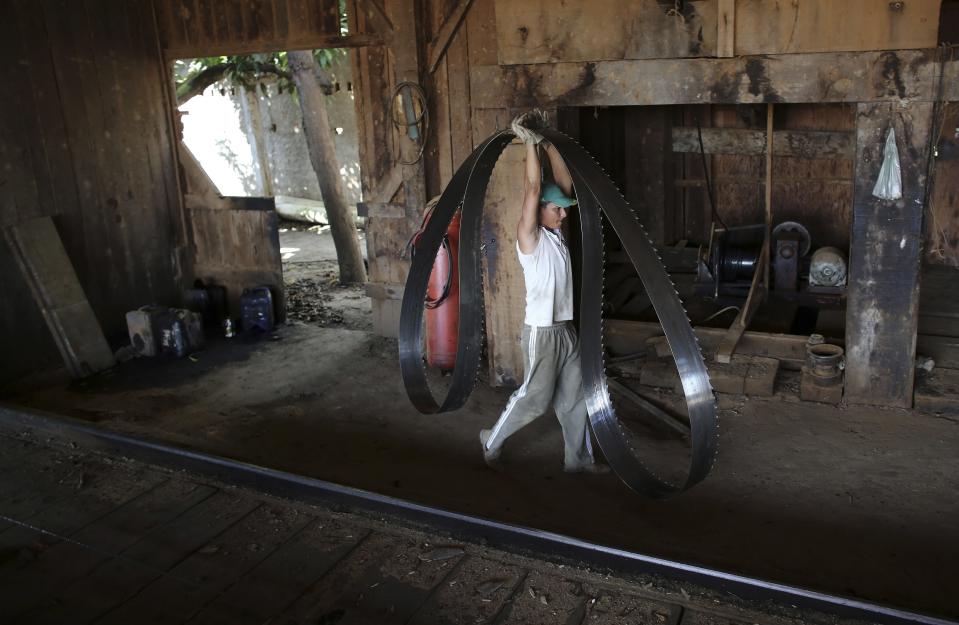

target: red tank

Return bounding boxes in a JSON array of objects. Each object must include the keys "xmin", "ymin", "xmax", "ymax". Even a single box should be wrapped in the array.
[{"xmin": 425, "ymin": 211, "xmax": 460, "ymax": 372}]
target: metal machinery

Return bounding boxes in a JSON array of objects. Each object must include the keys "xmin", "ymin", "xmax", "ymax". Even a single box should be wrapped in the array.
[{"xmin": 696, "ymin": 220, "xmax": 847, "ymax": 308}]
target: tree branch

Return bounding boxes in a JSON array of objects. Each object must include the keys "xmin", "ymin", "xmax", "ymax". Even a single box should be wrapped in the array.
[
  {"xmin": 176, "ymin": 61, "xmax": 296, "ymax": 105},
  {"xmin": 176, "ymin": 63, "xmax": 231, "ymax": 105}
]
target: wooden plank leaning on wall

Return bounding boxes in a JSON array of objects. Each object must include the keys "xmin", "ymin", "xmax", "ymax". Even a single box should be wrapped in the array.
[
  {"xmin": 6, "ymin": 218, "xmax": 117, "ymax": 378},
  {"xmin": 845, "ymin": 102, "xmax": 934, "ymax": 407}
]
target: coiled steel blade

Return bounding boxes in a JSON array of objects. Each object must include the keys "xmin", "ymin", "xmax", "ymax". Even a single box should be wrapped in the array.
[{"xmin": 399, "ymin": 129, "xmax": 717, "ymax": 498}]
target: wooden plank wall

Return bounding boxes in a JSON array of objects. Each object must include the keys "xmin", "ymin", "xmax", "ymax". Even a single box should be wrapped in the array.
[
  {"xmin": 493, "ymin": 0, "xmax": 940, "ymax": 64},
  {"xmin": 403, "ymin": 0, "xmax": 953, "ymax": 400},
  {"xmin": 0, "ymin": 0, "xmax": 182, "ymax": 383},
  {"xmin": 710, "ymin": 103, "xmax": 856, "ymax": 249},
  {"xmin": 495, "ymin": 0, "xmax": 717, "ymax": 65},
  {"xmin": 734, "ymin": 0, "xmax": 942, "ymax": 55},
  {"xmin": 190, "ymin": 205, "xmax": 286, "ymax": 319},
  {"xmin": 424, "ymin": 0, "xmax": 482, "ymax": 198},
  {"xmin": 154, "ymin": 0, "xmax": 375, "ymax": 58},
  {"xmin": 926, "ymin": 102, "xmax": 959, "ymax": 265}
]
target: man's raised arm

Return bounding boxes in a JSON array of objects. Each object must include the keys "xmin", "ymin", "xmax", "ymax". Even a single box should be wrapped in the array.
[
  {"xmin": 544, "ymin": 142, "xmax": 573, "ymax": 198},
  {"xmin": 517, "ymin": 143, "xmax": 542, "ymax": 254},
  {"xmin": 511, "ymin": 111, "xmax": 548, "ymax": 254}
]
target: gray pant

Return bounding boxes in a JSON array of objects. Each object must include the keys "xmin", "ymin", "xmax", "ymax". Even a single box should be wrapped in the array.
[{"xmin": 485, "ymin": 322, "xmax": 594, "ymax": 469}]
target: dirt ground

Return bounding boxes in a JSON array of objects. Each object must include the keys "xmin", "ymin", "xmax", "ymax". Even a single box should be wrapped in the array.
[
  {"xmin": 3, "ymin": 226, "xmax": 957, "ymax": 619},
  {"xmin": 279, "ymin": 222, "xmax": 371, "ymax": 331}
]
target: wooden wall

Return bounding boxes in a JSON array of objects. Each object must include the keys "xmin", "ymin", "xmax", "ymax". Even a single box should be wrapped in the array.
[
  {"xmin": 710, "ymin": 103, "xmax": 856, "ymax": 250},
  {"xmin": 494, "ymin": 0, "xmax": 941, "ymax": 64},
  {"xmin": 392, "ymin": 0, "xmax": 955, "ymax": 406},
  {"xmin": 3, "ymin": 0, "xmax": 951, "ymax": 402},
  {"xmin": 0, "ymin": 0, "xmax": 183, "ymax": 383},
  {"xmin": 926, "ymin": 102, "xmax": 959, "ymax": 266},
  {"xmin": 154, "ymin": 0, "xmax": 379, "ymax": 58}
]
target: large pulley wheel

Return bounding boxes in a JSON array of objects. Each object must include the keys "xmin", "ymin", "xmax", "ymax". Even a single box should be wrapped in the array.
[{"xmin": 399, "ymin": 129, "xmax": 718, "ymax": 498}]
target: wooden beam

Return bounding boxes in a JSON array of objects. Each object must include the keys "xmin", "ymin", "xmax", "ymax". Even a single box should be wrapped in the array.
[
  {"xmin": 357, "ymin": 0, "xmax": 395, "ymax": 43},
  {"xmin": 5, "ymin": 218, "xmax": 116, "ymax": 378},
  {"xmin": 716, "ymin": 238, "xmax": 768, "ymax": 364},
  {"xmin": 946, "ymin": 57, "xmax": 959, "ymax": 101},
  {"xmin": 387, "ymin": 0, "xmax": 428, "ymax": 220},
  {"xmin": 844, "ymin": 101, "xmax": 933, "ymax": 407},
  {"xmin": 365, "ymin": 281, "xmax": 404, "ymax": 300},
  {"xmin": 607, "ymin": 319, "xmax": 841, "ymax": 370},
  {"xmin": 671, "ymin": 127, "xmax": 855, "ymax": 158},
  {"xmin": 916, "ymin": 334, "xmax": 959, "ymax": 369},
  {"xmin": 164, "ymin": 33, "xmax": 383, "ymax": 60},
  {"xmin": 427, "ymin": 0, "xmax": 475, "ymax": 74},
  {"xmin": 371, "ymin": 163, "xmax": 404, "ymax": 203},
  {"xmin": 469, "ymin": 50, "xmax": 941, "ymax": 108},
  {"xmin": 717, "ymin": 0, "xmax": 735, "ymax": 58},
  {"xmin": 763, "ymin": 103, "xmax": 773, "ymax": 286}
]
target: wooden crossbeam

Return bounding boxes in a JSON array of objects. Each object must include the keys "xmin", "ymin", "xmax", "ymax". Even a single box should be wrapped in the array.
[
  {"xmin": 357, "ymin": 0, "xmax": 395, "ymax": 43},
  {"xmin": 671, "ymin": 127, "xmax": 854, "ymax": 158},
  {"xmin": 427, "ymin": 0, "xmax": 475, "ymax": 74},
  {"xmin": 470, "ymin": 51, "xmax": 948, "ymax": 108},
  {"xmin": 164, "ymin": 33, "xmax": 382, "ymax": 60}
]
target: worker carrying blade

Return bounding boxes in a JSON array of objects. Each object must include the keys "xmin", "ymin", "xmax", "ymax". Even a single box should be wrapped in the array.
[{"xmin": 479, "ymin": 110, "xmax": 610, "ymax": 475}]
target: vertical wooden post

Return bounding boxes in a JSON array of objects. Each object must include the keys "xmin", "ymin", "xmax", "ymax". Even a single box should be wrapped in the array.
[
  {"xmin": 624, "ymin": 107, "xmax": 668, "ymax": 245},
  {"xmin": 844, "ymin": 102, "xmax": 934, "ymax": 407},
  {"xmin": 717, "ymin": 0, "xmax": 736, "ymax": 58},
  {"xmin": 386, "ymin": 0, "xmax": 428, "ymax": 221},
  {"xmin": 764, "ymin": 103, "xmax": 773, "ymax": 286},
  {"xmin": 715, "ymin": 103, "xmax": 773, "ymax": 364}
]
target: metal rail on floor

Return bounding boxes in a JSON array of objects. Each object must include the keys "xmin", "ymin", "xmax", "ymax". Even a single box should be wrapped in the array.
[{"xmin": 0, "ymin": 402, "xmax": 953, "ymax": 625}]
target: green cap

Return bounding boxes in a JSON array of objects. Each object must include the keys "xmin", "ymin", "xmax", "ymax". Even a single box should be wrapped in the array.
[{"xmin": 540, "ymin": 182, "xmax": 577, "ymax": 209}]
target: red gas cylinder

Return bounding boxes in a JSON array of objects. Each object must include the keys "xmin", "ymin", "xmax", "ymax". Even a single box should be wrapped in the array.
[{"xmin": 425, "ymin": 211, "xmax": 460, "ymax": 371}]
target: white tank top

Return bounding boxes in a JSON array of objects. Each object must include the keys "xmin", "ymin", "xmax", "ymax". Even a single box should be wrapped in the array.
[{"xmin": 516, "ymin": 227, "xmax": 574, "ymax": 327}]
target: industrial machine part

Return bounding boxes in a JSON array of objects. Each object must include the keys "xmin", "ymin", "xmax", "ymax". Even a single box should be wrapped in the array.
[
  {"xmin": 399, "ymin": 128, "xmax": 717, "ymax": 498},
  {"xmin": 773, "ymin": 232, "xmax": 801, "ymax": 292},
  {"xmin": 809, "ymin": 246, "xmax": 848, "ymax": 287},
  {"xmin": 711, "ymin": 225, "xmax": 762, "ymax": 283},
  {"xmin": 801, "ymin": 340, "xmax": 844, "ymax": 404},
  {"xmin": 771, "ymin": 221, "xmax": 810, "ymax": 292},
  {"xmin": 772, "ymin": 221, "xmax": 812, "ymax": 257}
]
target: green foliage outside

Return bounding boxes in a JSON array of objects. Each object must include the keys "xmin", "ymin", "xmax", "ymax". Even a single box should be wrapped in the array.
[
  {"xmin": 174, "ymin": 0, "xmax": 349, "ymax": 103},
  {"xmin": 174, "ymin": 49, "xmax": 346, "ymax": 104}
]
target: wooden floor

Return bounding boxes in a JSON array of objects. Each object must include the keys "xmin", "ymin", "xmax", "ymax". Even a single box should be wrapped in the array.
[{"xmin": 0, "ymin": 433, "xmax": 853, "ymax": 625}]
